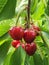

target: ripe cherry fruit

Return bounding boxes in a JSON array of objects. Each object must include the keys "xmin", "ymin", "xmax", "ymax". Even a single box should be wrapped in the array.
[
  {"xmin": 32, "ymin": 25, "xmax": 40, "ymax": 36},
  {"xmin": 31, "ymin": 43, "xmax": 37, "ymax": 54},
  {"xmin": 33, "ymin": 25, "xmax": 40, "ymax": 31},
  {"xmin": 25, "ymin": 44, "xmax": 31, "ymax": 55},
  {"xmin": 9, "ymin": 26, "xmax": 24, "ymax": 40},
  {"xmin": 23, "ymin": 29, "xmax": 36, "ymax": 43},
  {"xmin": 11, "ymin": 40, "xmax": 20, "ymax": 48},
  {"xmin": 25, "ymin": 42, "xmax": 37, "ymax": 56}
]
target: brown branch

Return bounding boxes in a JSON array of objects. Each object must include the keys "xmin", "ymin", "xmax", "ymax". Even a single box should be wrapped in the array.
[{"xmin": 26, "ymin": 0, "xmax": 31, "ymax": 28}]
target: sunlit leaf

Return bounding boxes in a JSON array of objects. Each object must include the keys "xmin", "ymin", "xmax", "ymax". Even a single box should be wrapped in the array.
[
  {"xmin": 0, "ymin": 19, "xmax": 16, "ymax": 37},
  {"xmin": 32, "ymin": 0, "xmax": 44, "ymax": 20}
]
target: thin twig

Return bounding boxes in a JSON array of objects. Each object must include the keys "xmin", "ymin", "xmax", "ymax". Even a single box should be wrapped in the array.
[{"xmin": 26, "ymin": 0, "xmax": 31, "ymax": 28}]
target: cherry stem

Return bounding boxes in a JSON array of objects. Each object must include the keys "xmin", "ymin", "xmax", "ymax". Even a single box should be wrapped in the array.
[
  {"xmin": 16, "ymin": 13, "xmax": 20, "ymax": 26},
  {"xmin": 16, "ymin": 6, "xmax": 27, "ymax": 26},
  {"xmin": 26, "ymin": 0, "xmax": 31, "ymax": 28}
]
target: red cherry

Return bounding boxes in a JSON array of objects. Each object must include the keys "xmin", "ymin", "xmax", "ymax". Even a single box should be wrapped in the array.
[
  {"xmin": 11, "ymin": 40, "xmax": 20, "ymax": 48},
  {"xmin": 33, "ymin": 25, "xmax": 40, "ymax": 31},
  {"xmin": 25, "ymin": 44, "xmax": 31, "ymax": 55},
  {"xmin": 31, "ymin": 42, "xmax": 37, "ymax": 54},
  {"xmin": 23, "ymin": 29, "xmax": 36, "ymax": 43},
  {"xmin": 25, "ymin": 43, "xmax": 37, "ymax": 56},
  {"xmin": 32, "ymin": 25, "xmax": 40, "ymax": 36},
  {"xmin": 16, "ymin": 43, "xmax": 20, "ymax": 48},
  {"xmin": 21, "ymin": 44, "xmax": 25, "ymax": 49},
  {"xmin": 9, "ymin": 26, "xmax": 24, "ymax": 40}
]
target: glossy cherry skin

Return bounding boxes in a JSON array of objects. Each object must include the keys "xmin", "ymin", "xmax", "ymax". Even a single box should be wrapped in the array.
[
  {"xmin": 25, "ymin": 43, "xmax": 37, "ymax": 56},
  {"xmin": 11, "ymin": 40, "xmax": 20, "ymax": 48},
  {"xmin": 23, "ymin": 29, "xmax": 36, "ymax": 43},
  {"xmin": 9, "ymin": 26, "xmax": 24, "ymax": 40},
  {"xmin": 25, "ymin": 44, "xmax": 31, "ymax": 55},
  {"xmin": 31, "ymin": 43, "xmax": 37, "ymax": 54},
  {"xmin": 21, "ymin": 43, "xmax": 25, "ymax": 49}
]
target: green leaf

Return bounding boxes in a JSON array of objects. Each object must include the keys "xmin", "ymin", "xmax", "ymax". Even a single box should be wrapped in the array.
[
  {"xmin": 41, "ymin": 32, "xmax": 49, "ymax": 47},
  {"xmin": 3, "ymin": 46, "xmax": 15, "ymax": 65},
  {"xmin": 40, "ymin": 21, "xmax": 49, "ymax": 33},
  {"xmin": 15, "ymin": 0, "xmax": 27, "ymax": 15},
  {"xmin": 15, "ymin": 0, "xmax": 27, "ymax": 21},
  {"xmin": 0, "ymin": 40, "xmax": 10, "ymax": 65},
  {"xmin": 33, "ymin": 53, "xmax": 43, "ymax": 65},
  {"xmin": 43, "ymin": 56, "xmax": 48, "ymax": 65},
  {"xmin": 3, "ymin": 52, "xmax": 13, "ymax": 65},
  {"xmin": 29, "ymin": 56, "xmax": 34, "ymax": 65},
  {"xmin": 32, "ymin": 0, "xmax": 44, "ymax": 20},
  {"xmin": 33, "ymin": 53, "xmax": 48, "ymax": 65},
  {"xmin": 24, "ymin": 54, "xmax": 30, "ymax": 65},
  {"xmin": 0, "ymin": 19, "xmax": 16, "ymax": 37},
  {"xmin": 41, "ymin": 32, "xmax": 49, "ymax": 65},
  {"xmin": 31, "ymin": 0, "xmax": 38, "ymax": 14},
  {"xmin": 0, "ymin": 0, "xmax": 16, "ymax": 20},
  {"xmin": 0, "ymin": 0, "xmax": 7, "ymax": 13},
  {"xmin": 45, "ymin": 0, "xmax": 49, "ymax": 16},
  {"xmin": 24, "ymin": 54, "xmax": 34, "ymax": 65},
  {"xmin": 0, "ymin": 33, "xmax": 11, "ymax": 45},
  {"xmin": 9, "ymin": 46, "xmax": 26, "ymax": 65}
]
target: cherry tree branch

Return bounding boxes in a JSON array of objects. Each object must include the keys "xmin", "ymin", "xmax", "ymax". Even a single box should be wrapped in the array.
[{"xmin": 26, "ymin": 0, "xmax": 31, "ymax": 28}]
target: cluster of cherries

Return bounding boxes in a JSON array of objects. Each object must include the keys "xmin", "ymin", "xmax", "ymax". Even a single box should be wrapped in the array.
[{"xmin": 9, "ymin": 25, "xmax": 40, "ymax": 56}]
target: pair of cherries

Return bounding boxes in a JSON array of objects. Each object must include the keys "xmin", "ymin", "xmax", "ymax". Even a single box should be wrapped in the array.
[
  {"xmin": 9, "ymin": 25, "xmax": 40, "ymax": 56},
  {"xmin": 11, "ymin": 40, "xmax": 37, "ymax": 56}
]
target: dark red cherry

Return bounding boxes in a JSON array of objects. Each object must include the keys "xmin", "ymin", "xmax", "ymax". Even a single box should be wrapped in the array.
[
  {"xmin": 31, "ymin": 42, "xmax": 37, "ymax": 54},
  {"xmin": 25, "ymin": 43, "xmax": 37, "ymax": 56},
  {"xmin": 25, "ymin": 44, "xmax": 31, "ymax": 55},
  {"xmin": 23, "ymin": 29, "xmax": 36, "ymax": 43},
  {"xmin": 9, "ymin": 26, "xmax": 24, "ymax": 40}
]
